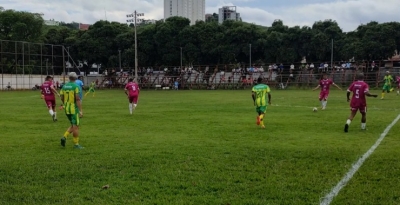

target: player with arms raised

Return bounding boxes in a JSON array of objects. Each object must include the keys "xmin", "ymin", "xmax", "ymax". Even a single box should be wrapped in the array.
[
  {"xmin": 252, "ymin": 77, "xmax": 271, "ymax": 129},
  {"xmin": 60, "ymin": 72, "xmax": 84, "ymax": 149},
  {"xmin": 312, "ymin": 73, "xmax": 342, "ymax": 110},
  {"xmin": 125, "ymin": 78, "xmax": 140, "ymax": 115},
  {"xmin": 41, "ymin": 75, "xmax": 60, "ymax": 121},
  {"xmin": 344, "ymin": 73, "xmax": 378, "ymax": 132}
]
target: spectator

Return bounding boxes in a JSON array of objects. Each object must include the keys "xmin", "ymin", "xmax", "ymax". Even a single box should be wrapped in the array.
[
  {"xmin": 259, "ymin": 66, "xmax": 264, "ymax": 73},
  {"xmin": 346, "ymin": 62, "xmax": 351, "ymax": 70},
  {"xmin": 290, "ymin": 63, "xmax": 295, "ymax": 70},
  {"xmin": 279, "ymin": 63, "xmax": 284, "ymax": 73},
  {"xmin": 324, "ymin": 62, "xmax": 329, "ymax": 72},
  {"xmin": 371, "ymin": 61, "xmax": 376, "ymax": 71},
  {"xmin": 310, "ymin": 63, "xmax": 315, "ymax": 72}
]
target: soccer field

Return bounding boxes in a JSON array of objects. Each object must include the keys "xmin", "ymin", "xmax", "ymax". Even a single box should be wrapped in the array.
[{"xmin": 1, "ymin": 89, "xmax": 400, "ymax": 205}]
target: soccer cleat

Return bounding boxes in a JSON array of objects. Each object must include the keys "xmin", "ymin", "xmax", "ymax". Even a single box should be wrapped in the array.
[
  {"xmin": 344, "ymin": 124, "xmax": 349, "ymax": 133},
  {"xmin": 261, "ymin": 125, "xmax": 265, "ymax": 129},
  {"xmin": 256, "ymin": 116, "xmax": 260, "ymax": 125},
  {"xmin": 390, "ymin": 88, "xmax": 394, "ymax": 92},
  {"xmin": 60, "ymin": 137, "xmax": 66, "ymax": 147},
  {"xmin": 73, "ymin": 145, "xmax": 84, "ymax": 149},
  {"xmin": 52, "ymin": 114, "xmax": 56, "ymax": 122}
]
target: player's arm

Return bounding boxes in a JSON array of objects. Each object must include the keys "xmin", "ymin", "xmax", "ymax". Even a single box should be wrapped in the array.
[
  {"xmin": 332, "ymin": 83, "xmax": 342, "ymax": 90},
  {"xmin": 124, "ymin": 87, "xmax": 129, "ymax": 96},
  {"xmin": 267, "ymin": 92, "xmax": 271, "ymax": 105},
  {"xmin": 76, "ymin": 94, "xmax": 83, "ymax": 117},
  {"xmin": 365, "ymin": 91, "xmax": 378, "ymax": 98},
  {"xmin": 50, "ymin": 85, "xmax": 60, "ymax": 97},
  {"xmin": 312, "ymin": 85, "xmax": 320, "ymax": 91},
  {"xmin": 346, "ymin": 90, "xmax": 351, "ymax": 102},
  {"xmin": 251, "ymin": 91, "xmax": 256, "ymax": 106}
]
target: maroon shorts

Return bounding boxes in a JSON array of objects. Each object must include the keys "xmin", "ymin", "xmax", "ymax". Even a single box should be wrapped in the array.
[
  {"xmin": 44, "ymin": 99, "xmax": 56, "ymax": 109},
  {"xmin": 319, "ymin": 91, "xmax": 329, "ymax": 101},
  {"xmin": 351, "ymin": 105, "xmax": 367, "ymax": 113},
  {"xmin": 128, "ymin": 95, "xmax": 139, "ymax": 104}
]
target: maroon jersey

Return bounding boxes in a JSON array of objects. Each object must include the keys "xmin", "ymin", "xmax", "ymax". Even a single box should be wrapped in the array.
[
  {"xmin": 347, "ymin": 80, "xmax": 369, "ymax": 107},
  {"xmin": 319, "ymin": 79, "xmax": 333, "ymax": 92},
  {"xmin": 41, "ymin": 81, "xmax": 55, "ymax": 100},
  {"xmin": 125, "ymin": 82, "xmax": 140, "ymax": 96}
]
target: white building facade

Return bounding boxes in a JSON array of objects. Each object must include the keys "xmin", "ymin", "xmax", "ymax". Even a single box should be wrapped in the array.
[
  {"xmin": 218, "ymin": 6, "xmax": 240, "ymax": 24},
  {"xmin": 164, "ymin": 0, "xmax": 205, "ymax": 25}
]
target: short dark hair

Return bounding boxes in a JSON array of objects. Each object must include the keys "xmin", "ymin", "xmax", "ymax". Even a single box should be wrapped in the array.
[
  {"xmin": 128, "ymin": 78, "xmax": 133, "ymax": 82},
  {"xmin": 257, "ymin": 77, "xmax": 263, "ymax": 83},
  {"xmin": 356, "ymin": 73, "xmax": 364, "ymax": 80},
  {"xmin": 45, "ymin": 75, "xmax": 52, "ymax": 81}
]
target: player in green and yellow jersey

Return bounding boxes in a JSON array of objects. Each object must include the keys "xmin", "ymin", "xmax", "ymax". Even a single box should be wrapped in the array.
[
  {"xmin": 85, "ymin": 81, "xmax": 96, "ymax": 97},
  {"xmin": 60, "ymin": 72, "xmax": 84, "ymax": 149},
  {"xmin": 252, "ymin": 77, "xmax": 271, "ymax": 129},
  {"xmin": 381, "ymin": 71, "xmax": 394, "ymax": 99}
]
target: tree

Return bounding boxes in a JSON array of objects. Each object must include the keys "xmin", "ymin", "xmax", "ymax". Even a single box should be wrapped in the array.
[{"xmin": 0, "ymin": 9, "xmax": 44, "ymax": 42}]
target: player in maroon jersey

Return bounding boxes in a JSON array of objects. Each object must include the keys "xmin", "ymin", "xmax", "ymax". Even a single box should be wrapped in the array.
[
  {"xmin": 41, "ymin": 76, "xmax": 60, "ymax": 121},
  {"xmin": 124, "ymin": 78, "xmax": 140, "ymax": 115},
  {"xmin": 344, "ymin": 73, "xmax": 378, "ymax": 132},
  {"xmin": 312, "ymin": 73, "xmax": 342, "ymax": 110},
  {"xmin": 396, "ymin": 75, "xmax": 400, "ymax": 95}
]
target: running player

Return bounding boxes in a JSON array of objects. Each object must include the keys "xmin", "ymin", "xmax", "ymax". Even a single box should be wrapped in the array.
[
  {"xmin": 85, "ymin": 81, "xmax": 96, "ymax": 97},
  {"xmin": 251, "ymin": 77, "xmax": 271, "ymax": 129},
  {"xmin": 124, "ymin": 78, "xmax": 140, "ymax": 114},
  {"xmin": 381, "ymin": 71, "xmax": 394, "ymax": 99},
  {"xmin": 41, "ymin": 75, "xmax": 60, "ymax": 121},
  {"xmin": 75, "ymin": 76, "xmax": 84, "ymax": 102},
  {"xmin": 396, "ymin": 75, "xmax": 400, "ymax": 95},
  {"xmin": 344, "ymin": 73, "xmax": 378, "ymax": 132},
  {"xmin": 60, "ymin": 72, "xmax": 84, "ymax": 149},
  {"xmin": 312, "ymin": 73, "xmax": 342, "ymax": 110}
]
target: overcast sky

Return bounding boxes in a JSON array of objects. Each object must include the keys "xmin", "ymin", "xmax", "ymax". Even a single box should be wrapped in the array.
[{"xmin": 1, "ymin": 0, "xmax": 399, "ymax": 31}]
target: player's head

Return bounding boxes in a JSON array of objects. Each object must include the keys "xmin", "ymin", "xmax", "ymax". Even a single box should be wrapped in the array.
[
  {"xmin": 356, "ymin": 73, "xmax": 365, "ymax": 80},
  {"xmin": 68, "ymin": 72, "xmax": 78, "ymax": 81},
  {"xmin": 386, "ymin": 71, "xmax": 390, "ymax": 75},
  {"xmin": 322, "ymin": 73, "xmax": 328, "ymax": 79},
  {"xmin": 45, "ymin": 75, "xmax": 53, "ymax": 81},
  {"xmin": 257, "ymin": 77, "xmax": 263, "ymax": 83},
  {"xmin": 128, "ymin": 78, "xmax": 133, "ymax": 82}
]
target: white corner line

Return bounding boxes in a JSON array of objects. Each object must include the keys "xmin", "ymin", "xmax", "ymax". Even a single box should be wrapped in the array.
[{"xmin": 320, "ymin": 114, "xmax": 400, "ymax": 205}]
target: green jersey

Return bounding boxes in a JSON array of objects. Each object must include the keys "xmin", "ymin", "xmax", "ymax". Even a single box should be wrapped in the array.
[
  {"xmin": 252, "ymin": 84, "xmax": 271, "ymax": 107},
  {"xmin": 60, "ymin": 82, "xmax": 80, "ymax": 114},
  {"xmin": 384, "ymin": 75, "xmax": 393, "ymax": 85},
  {"xmin": 90, "ymin": 82, "xmax": 95, "ymax": 88}
]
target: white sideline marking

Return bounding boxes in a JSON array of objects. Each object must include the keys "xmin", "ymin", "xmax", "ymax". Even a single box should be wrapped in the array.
[{"xmin": 320, "ymin": 114, "xmax": 400, "ymax": 205}]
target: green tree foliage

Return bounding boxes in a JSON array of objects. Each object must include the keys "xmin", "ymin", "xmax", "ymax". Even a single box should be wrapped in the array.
[
  {"xmin": 1, "ymin": 9, "xmax": 400, "ymax": 68},
  {"xmin": 0, "ymin": 9, "xmax": 44, "ymax": 41}
]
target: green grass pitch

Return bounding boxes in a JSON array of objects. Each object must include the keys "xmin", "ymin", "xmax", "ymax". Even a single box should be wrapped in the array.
[{"xmin": 0, "ymin": 89, "xmax": 400, "ymax": 205}]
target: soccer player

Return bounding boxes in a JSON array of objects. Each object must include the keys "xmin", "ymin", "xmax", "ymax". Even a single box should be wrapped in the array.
[
  {"xmin": 60, "ymin": 72, "xmax": 84, "ymax": 149},
  {"xmin": 251, "ymin": 77, "xmax": 271, "ymax": 129},
  {"xmin": 41, "ymin": 76, "xmax": 60, "ymax": 121},
  {"xmin": 124, "ymin": 78, "xmax": 140, "ymax": 114},
  {"xmin": 75, "ymin": 76, "xmax": 84, "ymax": 102},
  {"xmin": 312, "ymin": 73, "xmax": 342, "ymax": 110},
  {"xmin": 396, "ymin": 75, "xmax": 400, "ymax": 95},
  {"xmin": 85, "ymin": 81, "xmax": 96, "ymax": 97},
  {"xmin": 344, "ymin": 73, "xmax": 378, "ymax": 133},
  {"xmin": 381, "ymin": 71, "xmax": 394, "ymax": 99}
]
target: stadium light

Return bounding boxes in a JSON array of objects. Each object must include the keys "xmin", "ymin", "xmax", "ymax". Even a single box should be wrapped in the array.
[{"xmin": 126, "ymin": 11, "xmax": 145, "ymax": 80}]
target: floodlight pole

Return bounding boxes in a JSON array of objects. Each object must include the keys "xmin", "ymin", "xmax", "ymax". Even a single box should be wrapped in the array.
[
  {"xmin": 127, "ymin": 11, "xmax": 144, "ymax": 80},
  {"xmin": 249, "ymin": 44, "xmax": 252, "ymax": 69},
  {"xmin": 134, "ymin": 11, "xmax": 138, "ymax": 80}
]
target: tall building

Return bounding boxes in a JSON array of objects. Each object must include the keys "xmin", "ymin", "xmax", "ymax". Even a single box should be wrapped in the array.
[
  {"xmin": 218, "ymin": 6, "xmax": 240, "ymax": 24},
  {"xmin": 164, "ymin": 0, "xmax": 206, "ymax": 25}
]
